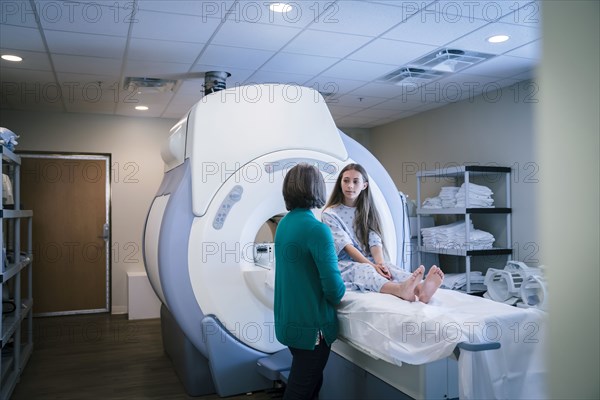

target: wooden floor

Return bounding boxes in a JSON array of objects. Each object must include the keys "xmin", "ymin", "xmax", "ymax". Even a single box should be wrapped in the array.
[{"xmin": 10, "ymin": 313, "xmax": 275, "ymax": 400}]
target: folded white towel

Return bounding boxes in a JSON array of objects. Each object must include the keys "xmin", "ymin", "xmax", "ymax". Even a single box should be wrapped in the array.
[
  {"xmin": 439, "ymin": 186, "xmax": 460, "ymax": 199},
  {"xmin": 422, "ymin": 196, "xmax": 442, "ymax": 208},
  {"xmin": 455, "ymin": 182, "xmax": 494, "ymax": 208},
  {"xmin": 441, "ymin": 272, "xmax": 486, "ymax": 290},
  {"xmin": 421, "ymin": 221, "xmax": 495, "ymax": 250},
  {"xmin": 457, "ymin": 182, "xmax": 493, "ymax": 195}
]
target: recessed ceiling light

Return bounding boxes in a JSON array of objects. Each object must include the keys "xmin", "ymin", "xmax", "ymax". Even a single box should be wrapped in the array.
[
  {"xmin": 1, "ymin": 54, "xmax": 23, "ymax": 62},
  {"xmin": 269, "ymin": 2, "xmax": 293, "ymax": 13},
  {"xmin": 487, "ymin": 35, "xmax": 510, "ymax": 43},
  {"xmin": 135, "ymin": 106, "xmax": 149, "ymax": 111}
]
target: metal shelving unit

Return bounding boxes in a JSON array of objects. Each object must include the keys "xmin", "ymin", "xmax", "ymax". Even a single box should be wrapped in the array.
[
  {"xmin": 1, "ymin": 146, "xmax": 33, "ymax": 400},
  {"xmin": 416, "ymin": 165, "xmax": 512, "ymax": 293}
]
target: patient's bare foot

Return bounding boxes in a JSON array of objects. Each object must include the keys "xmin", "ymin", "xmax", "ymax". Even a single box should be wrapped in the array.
[
  {"xmin": 416, "ymin": 265, "xmax": 444, "ymax": 304},
  {"xmin": 382, "ymin": 265, "xmax": 424, "ymax": 302}
]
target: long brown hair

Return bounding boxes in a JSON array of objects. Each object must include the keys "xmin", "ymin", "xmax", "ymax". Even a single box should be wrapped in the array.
[{"xmin": 325, "ymin": 163, "xmax": 384, "ymax": 252}]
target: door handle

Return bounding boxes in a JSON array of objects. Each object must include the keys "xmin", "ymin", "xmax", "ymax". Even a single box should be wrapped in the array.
[{"xmin": 98, "ymin": 223, "xmax": 109, "ymax": 240}]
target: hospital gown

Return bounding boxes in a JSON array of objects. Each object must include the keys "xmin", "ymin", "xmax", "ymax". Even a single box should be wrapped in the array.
[{"xmin": 322, "ymin": 204, "xmax": 411, "ymax": 292}]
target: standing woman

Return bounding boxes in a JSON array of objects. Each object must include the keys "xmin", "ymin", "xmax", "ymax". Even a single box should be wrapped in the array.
[{"xmin": 274, "ymin": 163, "xmax": 346, "ymax": 400}]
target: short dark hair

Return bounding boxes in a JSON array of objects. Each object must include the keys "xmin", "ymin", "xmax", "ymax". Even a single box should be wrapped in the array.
[{"xmin": 282, "ymin": 163, "xmax": 326, "ymax": 211}]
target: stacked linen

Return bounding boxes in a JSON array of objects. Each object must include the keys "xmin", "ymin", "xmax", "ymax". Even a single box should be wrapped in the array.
[
  {"xmin": 455, "ymin": 182, "xmax": 494, "ymax": 208},
  {"xmin": 422, "ymin": 186, "xmax": 460, "ymax": 209},
  {"xmin": 422, "ymin": 196, "xmax": 442, "ymax": 209},
  {"xmin": 439, "ymin": 186, "xmax": 459, "ymax": 208},
  {"xmin": 421, "ymin": 221, "xmax": 495, "ymax": 250},
  {"xmin": 441, "ymin": 272, "xmax": 486, "ymax": 291}
]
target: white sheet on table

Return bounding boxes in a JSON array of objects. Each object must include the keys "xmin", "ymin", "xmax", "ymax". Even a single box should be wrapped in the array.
[{"xmin": 336, "ymin": 288, "xmax": 547, "ymax": 399}]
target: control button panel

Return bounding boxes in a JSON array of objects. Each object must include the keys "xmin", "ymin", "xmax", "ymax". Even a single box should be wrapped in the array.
[{"xmin": 213, "ymin": 185, "xmax": 243, "ymax": 230}]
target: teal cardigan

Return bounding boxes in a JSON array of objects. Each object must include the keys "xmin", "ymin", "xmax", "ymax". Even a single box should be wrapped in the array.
[{"xmin": 274, "ymin": 208, "xmax": 346, "ymax": 350}]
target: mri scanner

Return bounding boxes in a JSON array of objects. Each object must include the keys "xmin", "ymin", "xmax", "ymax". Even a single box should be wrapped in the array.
[{"xmin": 143, "ymin": 83, "xmax": 547, "ymax": 399}]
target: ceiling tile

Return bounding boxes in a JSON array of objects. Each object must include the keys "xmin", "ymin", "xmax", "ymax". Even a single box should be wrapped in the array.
[
  {"xmin": 245, "ymin": 70, "xmax": 314, "ymax": 85},
  {"xmin": 304, "ymin": 77, "xmax": 367, "ymax": 98},
  {"xmin": 336, "ymin": 114, "xmax": 380, "ymax": 128},
  {"xmin": 367, "ymin": 1, "xmax": 436, "ymax": 10},
  {"xmin": 283, "ymin": 29, "xmax": 372, "ymax": 58},
  {"xmin": 0, "ymin": 96, "xmax": 65, "ymax": 113},
  {"xmin": 382, "ymin": 94, "xmax": 430, "ymax": 110},
  {"xmin": 115, "ymin": 93, "xmax": 172, "ymax": 118},
  {"xmin": 39, "ymin": 2, "xmax": 130, "ymax": 36},
  {"xmin": 125, "ymin": 92, "xmax": 174, "ymax": 107},
  {"xmin": 411, "ymin": 101, "xmax": 448, "ymax": 113},
  {"xmin": 326, "ymin": 104, "xmax": 363, "ymax": 118},
  {"xmin": 510, "ymin": 69, "xmax": 537, "ymax": 81},
  {"xmin": 211, "ymin": 20, "xmax": 302, "ymax": 51},
  {"xmin": 0, "ymin": 0, "xmax": 39, "ymax": 28},
  {"xmin": 351, "ymin": 107, "xmax": 406, "ymax": 119},
  {"xmin": 53, "ymin": 54, "xmax": 122, "ymax": 75},
  {"xmin": 0, "ymin": 67, "xmax": 55, "ymax": 82},
  {"xmin": 336, "ymin": 94, "xmax": 389, "ymax": 108},
  {"xmin": 498, "ymin": 1, "xmax": 541, "ymax": 29},
  {"xmin": 128, "ymin": 38, "xmax": 204, "ymax": 63},
  {"xmin": 445, "ymin": 21, "xmax": 540, "ymax": 55},
  {"xmin": 347, "ymin": 82, "xmax": 409, "ymax": 99},
  {"xmin": 55, "ymin": 72, "xmax": 123, "ymax": 104},
  {"xmin": 460, "ymin": 55, "xmax": 536, "ymax": 78},
  {"xmin": 0, "ymin": 25, "xmax": 45, "ymax": 52},
  {"xmin": 347, "ymin": 38, "xmax": 437, "ymax": 67},
  {"xmin": 174, "ymin": 79, "xmax": 205, "ymax": 96},
  {"xmin": 423, "ymin": 0, "xmax": 536, "ymax": 22},
  {"xmin": 45, "ymin": 30, "xmax": 127, "ymax": 58},
  {"xmin": 261, "ymin": 52, "xmax": 339, "ymax": 76},
  {"xmin": 223, "ymin": 1, "xmax": 333, "ymax": 29},
  {"xmin": 64, "ymin": 101, "xmax": 117, "ymax": 115},
  {"xmin": 505, "ymin": 40, "xmax": 540, "ymax": 60},
  {"xmin": 131, "ymin": 10, "xmax": 221, "ymax": 43},
  {"xmin": 368, "ymin": 97, "xmax": 422, "ymax": 111},
  {"xmin": 426, "ymin": 71, "xmax": 499, "ymax": 88},
  {"xmin": 137, "ymin": 0, "xmax": 234, "ymax": 16},
  {"xmin": 166, "ymin": 92, "xmax": 201, "ymax": 108},
  {"xmin": 0, "ymin": 68, "xmax": 60, "ymax": 108},
  {"xmin": 199, "ymin": 45, "xmax": 274, "ymax": 70},
  {"xmin": 309, "ymin": 1, "xmax": 409, "ymax": 37},
  {"xmin": 124, "ymin": 60, "xmax": 193, "ymax": 78},
  {"xmin": 383, "ymin": 14, "xmax": 488, "ymax": 47},
  {"xmin": 393, "ymin": 71, "xmax": 518, "ymax": 103},
  {"xmin": 0, "ymin": 49, "xmax": 51, "ymax": 71},
  {"xmin": 320, "ymin": 60, "xmax": 396, "ymax": 82}
]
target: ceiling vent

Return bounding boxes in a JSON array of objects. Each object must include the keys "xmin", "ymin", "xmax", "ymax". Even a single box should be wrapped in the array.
[
  {"xmin": 413, "ymin": 48, "xmax": 494, "ymax": 73},
  {"xmin": 123, "ymin": 77, "xmax": 178, "ymax": 93},
  {"xmin": 377, "ymin": 48, "xmax": 494, "ymax": 87},
  {"xmin": 378, "ymin": 67, "xmax": 447, "ymax": 86}
]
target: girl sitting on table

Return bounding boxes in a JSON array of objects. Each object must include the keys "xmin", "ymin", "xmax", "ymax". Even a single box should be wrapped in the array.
[{"xmin": 322, "ymin": 163, "xmax": 444, "ymax": 303}]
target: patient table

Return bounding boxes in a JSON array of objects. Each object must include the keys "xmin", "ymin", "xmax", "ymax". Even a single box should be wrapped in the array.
[{"xmin": 143, "ymin": 84, "xmax": 546, "ymax": 399}]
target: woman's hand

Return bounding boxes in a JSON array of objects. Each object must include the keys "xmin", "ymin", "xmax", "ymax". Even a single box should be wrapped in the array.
[{"xmin": 372, "ymin": 263, "xmax": 391, "ymax": 280}]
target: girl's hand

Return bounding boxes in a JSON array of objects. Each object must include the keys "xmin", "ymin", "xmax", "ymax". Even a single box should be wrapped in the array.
[{"xmin": 373, "ymin": 263, "xmax": 391, "ymax": 280}]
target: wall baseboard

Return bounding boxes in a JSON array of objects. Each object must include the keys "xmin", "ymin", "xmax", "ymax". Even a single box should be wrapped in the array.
[{"xmin": 112, "ymin": 306, "xmax": 127, "ymax": 315}]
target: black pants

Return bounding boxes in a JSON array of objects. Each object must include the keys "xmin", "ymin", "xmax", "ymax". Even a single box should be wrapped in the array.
[{"xmin": 284, "ymin": 341, "xmax": 331, "ymax": 400}]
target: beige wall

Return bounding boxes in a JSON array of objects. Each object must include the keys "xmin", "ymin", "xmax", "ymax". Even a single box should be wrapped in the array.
[
  {"xmin": 369, "ymin": 80, "xmax": 539, "ymax": 266},
  {"xmin": 339, "ymin": 127, "xmax": 372, "ymax": 150},
  {"xmin": 1, "ymin": 109, "xmax": 175, "ymax": 313}
]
